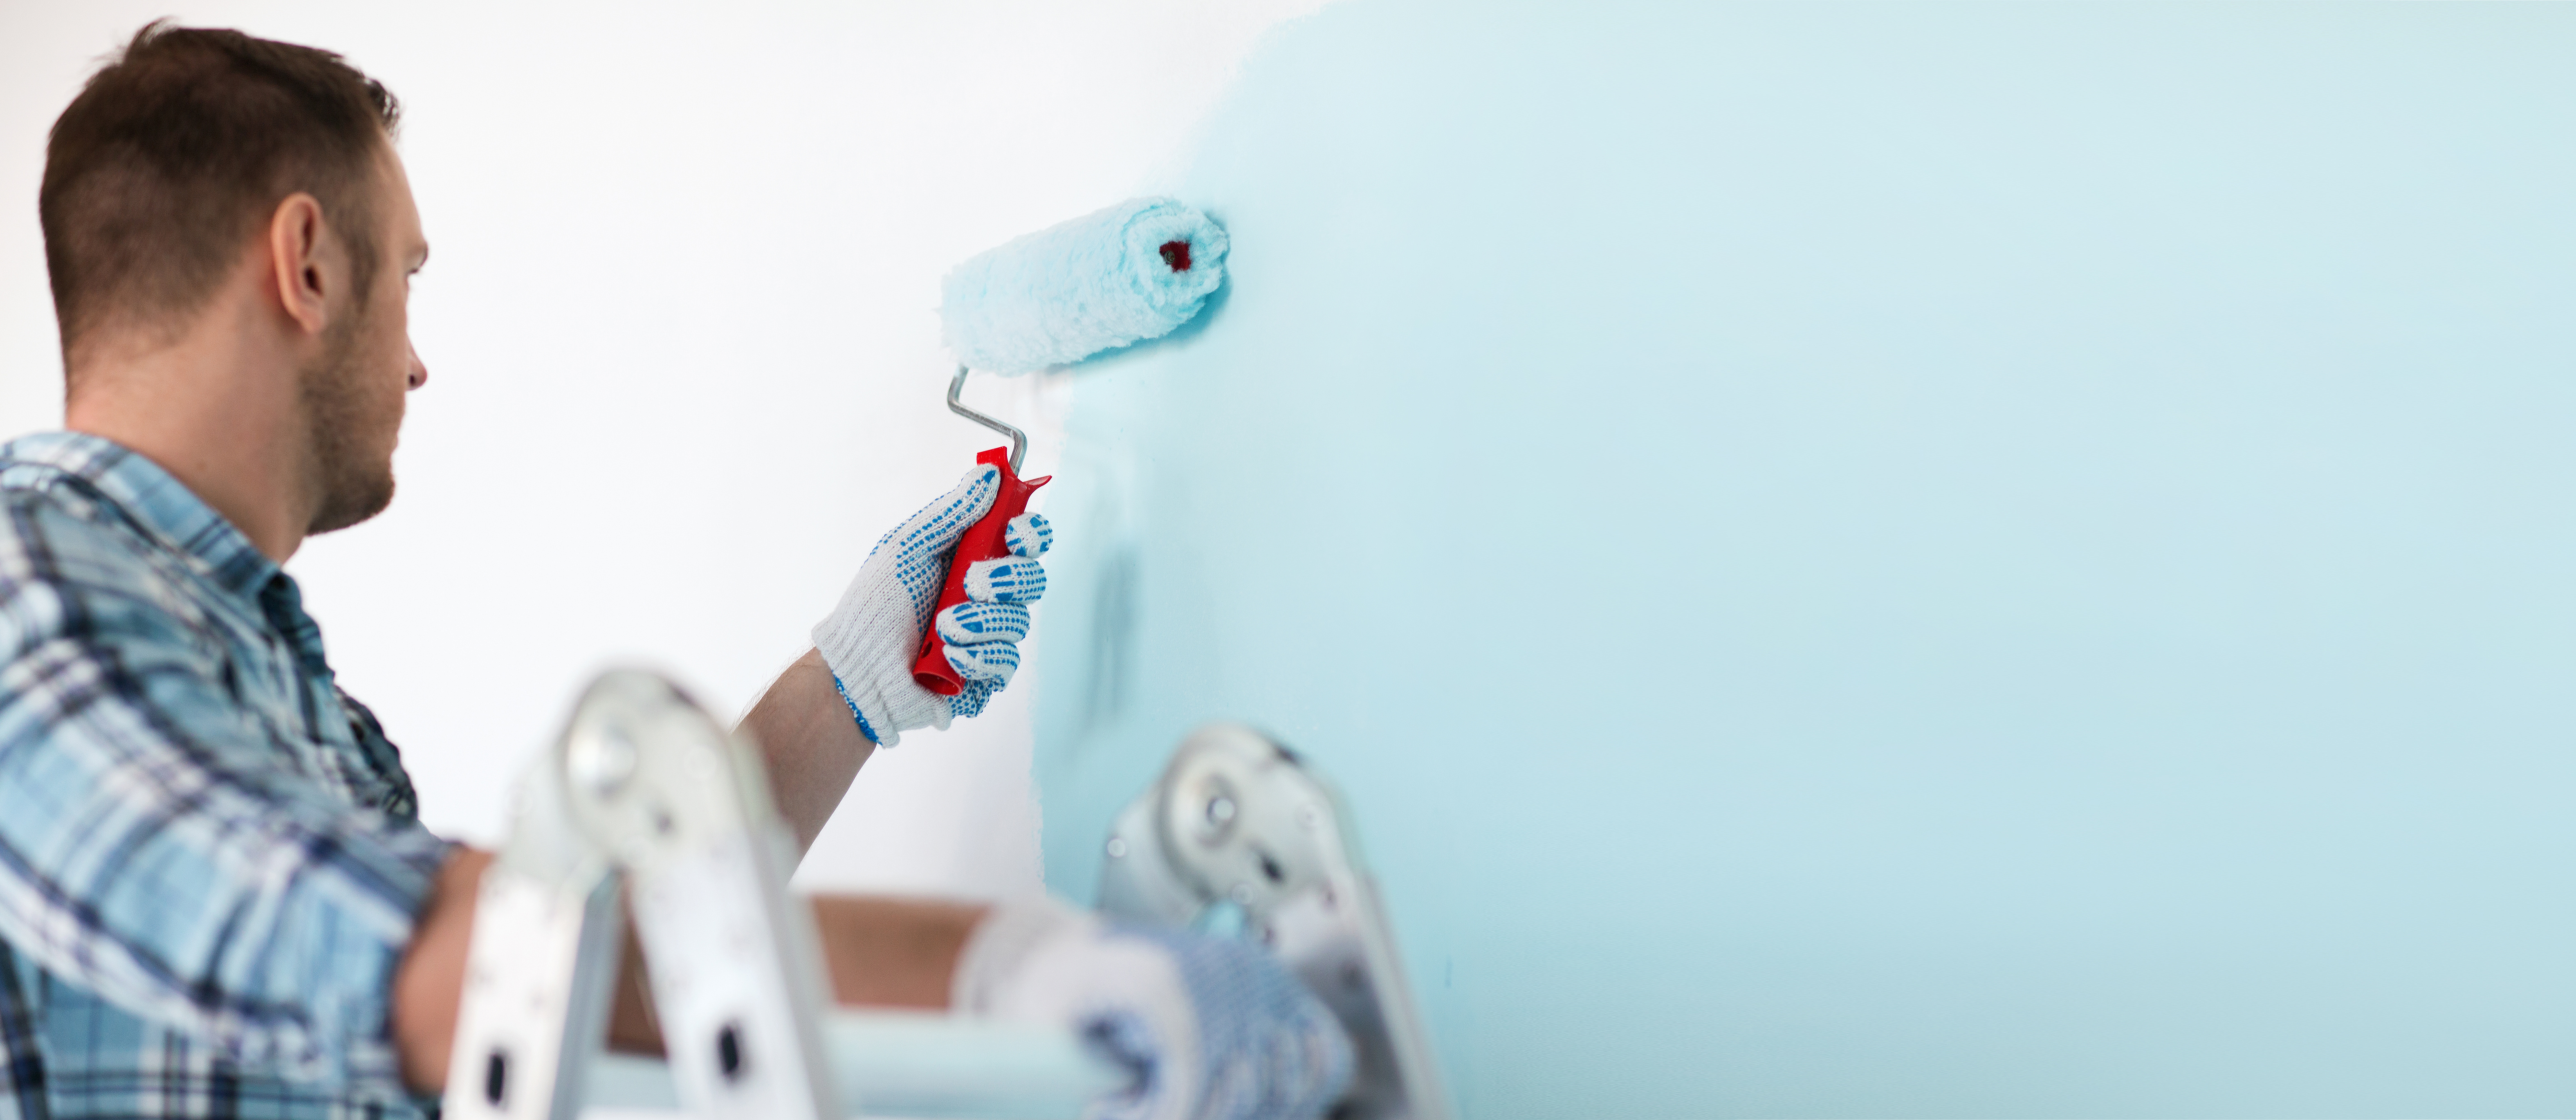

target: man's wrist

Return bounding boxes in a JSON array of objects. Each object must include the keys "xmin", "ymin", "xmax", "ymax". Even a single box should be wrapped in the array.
[{"xmin": 826, "ymin": 671, "xmax": 882, "ymax": 745}]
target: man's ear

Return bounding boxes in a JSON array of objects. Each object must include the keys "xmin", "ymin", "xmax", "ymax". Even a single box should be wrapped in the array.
[{"xmin": 267, "ymin": 192, "xmax": 336, "ymax": 337}]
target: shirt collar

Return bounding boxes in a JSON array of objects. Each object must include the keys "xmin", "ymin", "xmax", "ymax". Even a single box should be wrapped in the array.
[{"xmin": 0, "ymin": 430, "xmax": 283, "ymax": 599}]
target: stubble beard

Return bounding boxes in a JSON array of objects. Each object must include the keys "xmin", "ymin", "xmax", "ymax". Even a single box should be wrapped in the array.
[{"xmin": 300, "ymin": 310, "xmax": 399, "ymax": 536}]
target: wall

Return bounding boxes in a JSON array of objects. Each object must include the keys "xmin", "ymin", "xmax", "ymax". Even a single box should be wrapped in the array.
[
  {"xmin": 9, "ymin": 2, "xmax": 2576, "ymax": 1115},
  {"xmin": 0, "ymin": 0, "xmax": 1325, "ymax": 899},
  {"xmin": 1031, "ymin": 3, "xmax": 2576, "ymax": 1116}
]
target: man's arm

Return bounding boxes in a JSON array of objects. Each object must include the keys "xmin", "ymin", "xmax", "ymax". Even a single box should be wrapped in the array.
[
  {"xmin": 598, "ymin": 649, "xmax": 987, "ymax": 1055},
  {"xmin": 391, "ymin": 853, "xmax": 986, "ymax": 1084},
  {"xmin": 394, "ymin": 465, "xmax": 1053, "ymax": 1089},
  {"xmin": 391, "ymin": 649, "xmax": 984, "ymax": 1087},
  {"xmin": 389, "ymin": 848, "xmax": 493, "ymax": 1091},
  {"xmin": 740, "ymin": 647, "xmax": 878, "ymax": 857}
]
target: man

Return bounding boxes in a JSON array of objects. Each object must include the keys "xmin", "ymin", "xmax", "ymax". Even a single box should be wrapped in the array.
[{"xmin": 0, "ymin": 22, "xmax": 1348, "ymax": 1120}]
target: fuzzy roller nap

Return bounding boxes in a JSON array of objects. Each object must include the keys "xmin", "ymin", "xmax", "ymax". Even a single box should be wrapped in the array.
[
  {"xmin": 940, "ymin": 196, "xmax": 1230, "ymax": 376},
  {"xmin": 909, "ymin": 197, "xmax": 1229, "ymax": 696}
]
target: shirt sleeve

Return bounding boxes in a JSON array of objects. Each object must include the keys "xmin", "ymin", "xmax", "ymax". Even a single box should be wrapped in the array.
[{"xmin": 0, "ymin": 509, "xmax": 452, "ymax": 1094}]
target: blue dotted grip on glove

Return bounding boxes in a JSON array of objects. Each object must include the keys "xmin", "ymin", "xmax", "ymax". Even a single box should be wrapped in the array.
[
  {"xmin": 911, "ymin": 447, "xmax": 1051, "ymax": 696},
  {"xmin": 939, "ymin": 513, "xmax": 1050, "ymax": 718},
  {"xmin": 813, "ymin": 465, "xmax": 1051, "ymax": 743}
]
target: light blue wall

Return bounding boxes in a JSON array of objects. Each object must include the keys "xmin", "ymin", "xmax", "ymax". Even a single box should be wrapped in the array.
[{"xmin": 1030, "ymin": 4, "xmax": 2576, "ymax": 1115}]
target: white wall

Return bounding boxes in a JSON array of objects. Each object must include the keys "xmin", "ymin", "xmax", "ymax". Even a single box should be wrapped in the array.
[{"xmin": 0, "ymin": 0, "xmax": 1328, "ymax": 898}]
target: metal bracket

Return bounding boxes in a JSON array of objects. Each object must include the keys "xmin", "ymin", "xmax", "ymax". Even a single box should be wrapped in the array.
[
  {"xmin": 444, "ymin": 669, "xmax": 1126, "ymax": 1120},
  {"xmin": 1097, "ymin": 723, "xmax": 1453, "ymax": 1120},
  {"xmin": 440, "ymin": 707, "xmax": 624, "ymax": 1120},
  {"xmin": 440, "ymin": 865, "xmax": 622, "ymax": 1120},
  {"xmin": 444, "ymin": 671, "xmax": 839, "ymax": 1120},
  {"xmin": 556, "ymin": 670, "xmax": 841, "ymax": 1120}
]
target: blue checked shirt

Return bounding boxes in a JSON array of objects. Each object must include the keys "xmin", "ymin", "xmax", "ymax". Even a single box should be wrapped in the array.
[{"xmin": 0, "ymin": 433, "xmax": 451, "ymax": 1119}]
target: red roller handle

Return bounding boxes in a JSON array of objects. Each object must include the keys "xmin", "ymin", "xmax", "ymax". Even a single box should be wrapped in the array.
[{"xmin": 913, "ymin": 447, "xmax": 1051, "ymax": 696}]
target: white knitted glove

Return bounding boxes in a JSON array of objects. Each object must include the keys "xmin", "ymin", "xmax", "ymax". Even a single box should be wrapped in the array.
[
  {"xmin": 810, "ymin": 464, "xmax": 1052, "ymax": 745},
  {"xmin": 953, "ymin": 897, "xmax": 1353, "ymax": 1120}
]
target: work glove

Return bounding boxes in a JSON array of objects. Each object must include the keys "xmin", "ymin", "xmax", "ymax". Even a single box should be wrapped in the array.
[
  {"xmin": 953, "ymin": 896, "xmax": 1354, "ymax": 1120},
  {"xmin": 811, "ymin": 463, "xmax": 1052, "ymax": 746}
]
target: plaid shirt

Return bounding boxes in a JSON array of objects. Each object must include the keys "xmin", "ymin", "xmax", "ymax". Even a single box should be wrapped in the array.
[{"xmin": 0, "ymin": 432, "xmax": 451, "ymax": 1119}]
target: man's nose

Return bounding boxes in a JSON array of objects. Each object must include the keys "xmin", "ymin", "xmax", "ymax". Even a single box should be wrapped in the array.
[{"xmin": 406, "ymin": 342, "xmax": 428, "ymax": 390}]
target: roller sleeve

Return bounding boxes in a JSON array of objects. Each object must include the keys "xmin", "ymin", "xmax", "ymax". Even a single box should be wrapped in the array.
[{"xmin": 940, "ymin": 197, "xmax": 1230, "ymax": 375}]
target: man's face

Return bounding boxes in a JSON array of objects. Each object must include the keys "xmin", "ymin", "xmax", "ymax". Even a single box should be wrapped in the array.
[{"xmin": 303, "ymin": 143, "xmax": 428, "ymax": 535}]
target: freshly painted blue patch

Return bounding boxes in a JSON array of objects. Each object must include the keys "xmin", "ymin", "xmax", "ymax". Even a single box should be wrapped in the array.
[{"xmin": 1034, "ymin": 3, "xmax": 2576, "ymax": 1116}]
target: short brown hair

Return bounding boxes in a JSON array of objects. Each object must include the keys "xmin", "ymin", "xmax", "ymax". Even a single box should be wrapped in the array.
[{"xmin": 40, "ymin": 21, "xmax": 399, "ymax": 375}]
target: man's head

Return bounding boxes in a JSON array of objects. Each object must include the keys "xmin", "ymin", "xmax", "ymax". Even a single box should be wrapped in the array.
[{"xmin": 42, "ymin": 21, "xmax": 427, "ymax": 538}]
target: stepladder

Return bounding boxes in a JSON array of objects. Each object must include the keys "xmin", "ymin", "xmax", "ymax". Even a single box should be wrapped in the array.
[{"xmin": 441, "ymin": 669, "xmax": 1447, "ymax": 1120}]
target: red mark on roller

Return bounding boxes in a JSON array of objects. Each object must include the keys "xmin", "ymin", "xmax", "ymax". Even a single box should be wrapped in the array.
[{"xmin": 1159, "ymin": 240, "xmax": 1192, "ymax": 272}]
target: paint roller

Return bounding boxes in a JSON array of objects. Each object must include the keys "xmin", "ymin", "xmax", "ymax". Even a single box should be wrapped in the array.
[{"xmin": 912, "ymin": 197, "xmax": 1230, "ymax": 695}]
